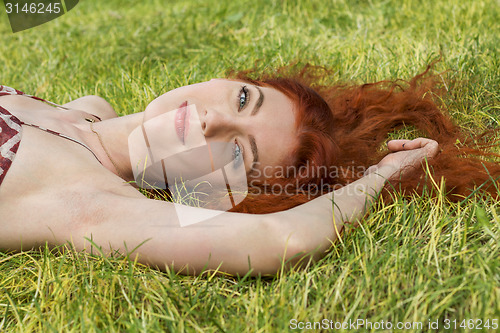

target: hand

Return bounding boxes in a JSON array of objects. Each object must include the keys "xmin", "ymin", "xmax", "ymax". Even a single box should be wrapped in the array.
[{"xmin": 365, "ymin": 138, "xmax": 439, "ymax": 179}]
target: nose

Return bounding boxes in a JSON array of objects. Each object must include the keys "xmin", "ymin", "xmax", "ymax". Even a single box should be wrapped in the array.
[{"xmin": 201, "ymin": 108, "xmax": 240, "ymax": 140}]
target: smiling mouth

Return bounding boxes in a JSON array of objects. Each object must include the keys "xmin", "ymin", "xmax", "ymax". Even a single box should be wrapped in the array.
[{"xmin": 175, "ymin": 101, "xmax": 189, "ymax": 144}]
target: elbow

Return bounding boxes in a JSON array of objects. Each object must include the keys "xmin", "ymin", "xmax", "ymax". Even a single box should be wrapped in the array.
[
  {"xmin": 261, "ymin": 215, "xmax": 328, "ymax": 274},
  {"xmin": 224, "ymin": 212, "xmax": 335, "ymax": 276},
  {"xmin": 281, "ymin": 230, "xmax": 328, "ymax": 270},
  {"xmin": 280, "ymin": 229, "xmax": 311, "ymax": 264}
]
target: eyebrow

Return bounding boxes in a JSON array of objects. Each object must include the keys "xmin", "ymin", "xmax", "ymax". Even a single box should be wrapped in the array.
[
  {"xmin": 251, "ymin": 86, "xmax": 264, "ymax": 116},
  {"xmin": 248, "ymin": 134, "xmax": 259, "ymax": 166},
  {"xmin": 246, "ymin": 86, "xmax": 263, "ymax": 170}
]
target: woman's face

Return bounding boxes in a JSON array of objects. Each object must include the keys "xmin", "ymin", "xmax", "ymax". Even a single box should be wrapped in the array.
[{"xmin": 139, "ymin": 79, "xmax": 297, "ymax": 182}]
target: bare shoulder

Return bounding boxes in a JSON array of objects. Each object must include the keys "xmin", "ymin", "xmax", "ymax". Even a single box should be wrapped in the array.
[
  {"xmin": 0, "ymin": 135, "xmax": 145, "ymax": 251},
  {"xmin": 63, "ymin": 95, "xmax": 118, "ymax": 120}
]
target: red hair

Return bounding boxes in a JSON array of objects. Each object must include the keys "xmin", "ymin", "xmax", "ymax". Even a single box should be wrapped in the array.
[{"xmin": 227, "ymin": 64, "xmax": 500, "ymax": 214}]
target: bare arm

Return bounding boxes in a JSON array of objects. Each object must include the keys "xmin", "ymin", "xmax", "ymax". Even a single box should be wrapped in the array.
[
  {"xmin": 25, "ymin": 138, "xmax": 437, "ymax": 276},
  {"xmin": 72, "ymin": 165, "xmax": 395, "ymax": 276}
]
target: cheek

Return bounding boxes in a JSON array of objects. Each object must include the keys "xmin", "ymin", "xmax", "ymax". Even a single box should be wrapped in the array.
[
  {"xmin": 146, "ymin": 80, "xmax": 231, "ymax": 117},
  {"xmin": 176, "ymin": 81, "xmax": 218, "ymax": 96}
]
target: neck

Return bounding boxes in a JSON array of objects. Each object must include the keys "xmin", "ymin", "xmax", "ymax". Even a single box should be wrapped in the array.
[{"xmin": 87, "ymin": 112, "xmax": 144, "ymax": 181}]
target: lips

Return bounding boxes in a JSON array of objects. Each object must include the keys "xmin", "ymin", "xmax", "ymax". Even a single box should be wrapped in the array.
[{"xmin": 175, "ymin": 101, "xmax": 189, "ymax": 144}]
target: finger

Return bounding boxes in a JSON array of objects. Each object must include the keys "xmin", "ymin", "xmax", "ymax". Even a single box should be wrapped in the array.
[
  {"xmin": 404, "ymin": 139, "xmax": 439, "ymax": 158},
  {"xmin": 387, "ymin": 139, "xmax": 412, "ymax": 152},
  {"xmin": 387, "ymin": 138, "xmax": 438, "ymax": 153}
]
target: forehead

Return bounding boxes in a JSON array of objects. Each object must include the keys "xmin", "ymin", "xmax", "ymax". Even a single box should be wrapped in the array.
[{"xmin": 249, "ymin": 84, "xmax": 298, "ymax": 175}]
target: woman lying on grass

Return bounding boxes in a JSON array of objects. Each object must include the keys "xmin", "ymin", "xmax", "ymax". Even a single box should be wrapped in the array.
[{"xmin": 0, "ymin": 64, "xmax": 498, "ymax": 275}]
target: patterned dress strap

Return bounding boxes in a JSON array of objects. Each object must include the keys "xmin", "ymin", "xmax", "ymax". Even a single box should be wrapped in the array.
[
  {"xmin": 0, "ymin": 85, "xmax": 71, "ymax": 110},
  {"xmin": 0, "ymin": 106, "xmax": 22, "ymax": 186},
  {"xmin": 0, "ymin": 84, "xmax": 103, "ymax": 168}
]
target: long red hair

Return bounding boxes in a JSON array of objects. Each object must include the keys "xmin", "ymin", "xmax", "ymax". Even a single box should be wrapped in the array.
[{"xmin": 227, "ymin": 64, "xmax": 500, "ymax": 214}]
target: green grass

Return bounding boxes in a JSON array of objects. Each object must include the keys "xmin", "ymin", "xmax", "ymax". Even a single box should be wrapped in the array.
[{"xmin": 1, "ymin": 0, "xmax": 499, "ymax": 331}]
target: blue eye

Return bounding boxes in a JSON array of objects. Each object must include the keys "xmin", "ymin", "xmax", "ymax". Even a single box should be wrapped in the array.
[
  {"xmin": 233, "ymin": 139, "xmax": 243, "ymax": 168},
  {"xmin": 238, "ymin": 86, "xmax": 249, "ymax": 111}
]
